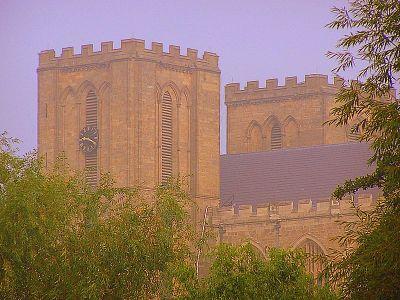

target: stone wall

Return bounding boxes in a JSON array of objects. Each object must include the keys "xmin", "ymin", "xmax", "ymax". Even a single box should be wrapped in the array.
[
  {"xmin": 225, "ymin": 74, "xmax": 358, "ymax": 154},
  {"xmin": 202, "ymin": 193, "xmax": 376, "ymax": 275},
  {"xmin": 37, "ymin": 39, "xmax": 220, "ymax": 206}
]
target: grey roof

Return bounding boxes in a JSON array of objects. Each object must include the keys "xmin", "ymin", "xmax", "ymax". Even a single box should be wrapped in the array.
[{"xmin": 220, "ymin": 142, "xmax": 375, "ymax": 206}]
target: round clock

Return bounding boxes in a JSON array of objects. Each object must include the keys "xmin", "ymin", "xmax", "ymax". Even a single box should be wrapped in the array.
[{"xmin": 79, "ymin": 126, "xmax": 98, "ymax": 153}]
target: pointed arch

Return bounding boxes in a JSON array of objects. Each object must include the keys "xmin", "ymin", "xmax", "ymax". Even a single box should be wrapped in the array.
[
  {"xmin": 248, "ymin": 240, "xmax": 267, "ymax": 260},
  {"xmin": 283, "ymin": 115, "xmax": 298, "ymax": 128},
  {"xmin": 98, "ymin": 81, "xmax": 112, "ymax": 97},
  {"xmin": 292, "ymin": 234, "xmax": 327, "ymax": 254},
  {"xmin": 262, "ymin": 115, "xmax": 282, "ymax": 150},
  {"xmin": 245, "ymin": 120, "xmax": 263, "ymax": 152},
  {"xmin": 245, "ymin": 120, "xmax": 262, "ymax": 138},
  {"xmin": 181, "ymin": 86, "xmax": 192, "ymax": 108},
  {"xmin": 262, "ymin": 115, "xmax": 281, "ymax": 130},
  {"xmin": 283, "ymin": 115, "xmax": 300, "ymax": 148},
  {"xmin": 292, "ymin": 234, "xmax": 326, "ymax": 277},
  {"xmin": 77, "ymin": 80, "xmax": 97, "ymax": 100},
  {"xmin": 158, "ymin": 83, "xmax": 180, "ymax": 183},
  {"xmin": 59, "ymin": 86, "xmax": 74, "ymax": 106},
  {"xmin": 160, "ymin": 81, "xmax": 181, "ymax": 105}
]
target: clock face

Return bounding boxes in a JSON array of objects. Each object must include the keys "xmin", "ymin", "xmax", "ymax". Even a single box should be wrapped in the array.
[{"xmin": 79, "ymin": 126, "xmax": 98, "ymax": 154}]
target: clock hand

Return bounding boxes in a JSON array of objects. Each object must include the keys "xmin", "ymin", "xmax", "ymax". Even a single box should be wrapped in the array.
[
  {"xmin": 80, "ymin": 136, "xmax": 96, "ymax": 144},
  {"xmin": 87, "ymin": 137, "xmax": 96, "ymax": 144}
]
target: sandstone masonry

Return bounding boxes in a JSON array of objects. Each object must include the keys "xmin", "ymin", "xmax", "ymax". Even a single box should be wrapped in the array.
[
  {"xmin": 225, "ymin": 75, "xmax": 361, "ymax": 153},
  {"xmin": 37, "ymin": 39, "xmax": 221, "ymax": 219},
  {"xmin": 37, "ymin": 39, "xmax": 376, "ymax": 277}
]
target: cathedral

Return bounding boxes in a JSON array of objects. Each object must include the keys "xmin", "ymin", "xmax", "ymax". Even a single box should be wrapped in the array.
[{"xmin": 37, "ymin": 38, "xmax": 376, "ymax": 274}]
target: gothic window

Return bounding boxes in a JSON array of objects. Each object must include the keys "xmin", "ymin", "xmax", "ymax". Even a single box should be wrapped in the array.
[
  {"xmin": 58, "ymin": 86, "xmax": 78, "ymax": 170},
  {"xmin": 297, "ymin": 238, "xmax": 325, "ymax": 277},
  {"xmin": 271, "ymin": 124, "xmax": 282, "ymax": 150},
  {"xmin": 86, "ymin": 91, "xmax": 98, "ymax": 128},
  {"xmin": 248, "ymin": 123, "xmax": 263, "ymax": 152},
  {"xmin": 85, "ymin": 90, "xmax": 98, "ymax": 186},
  {"xmin": 284, "ymin": 117, "xmax": 299, "ymax": 148},
  {"xmin": 161, "ymin": 91, "xmax": 173, "ymax": 182}
]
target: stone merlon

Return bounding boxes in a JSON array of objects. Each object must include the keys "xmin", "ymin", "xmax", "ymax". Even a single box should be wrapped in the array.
[
  {"xmin": 225, "ymin": 74, "xmax": 345, "ymax": 103},
  {"xmin": 38, "ymin": 38, "xmax": 220, "ymax": 72}
]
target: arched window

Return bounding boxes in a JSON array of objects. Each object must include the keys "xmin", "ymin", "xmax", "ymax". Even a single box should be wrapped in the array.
[
  {"xmin": 161, "ymin": 91, "xmax": 173, "ymax": 182},
  {"xmin": 271, "ymin": 124, "xmax": 282, "ymax": 150},
  {"xmin": 297, "ymin": 238, "xmax": 325, "ymax": 277},
  {"xmin": 247, "ymin": 122, "xmax": 263, "ymax": 152},
  {"xmin": 249, "ymin": 242, "xmax": 267, "ymax": 260},
  {"xmin": 85, "ymin": 90, "xmax": 98, "ymax": 186},
  {"xmin": 284, "ymin": 117, "xmax": 299, "ymax": 148},
  {"xmin": 86, "ymin": 91, "xmax": 98, "ymax": 127},
  {"xmin": 58, "ymin": 86, "xmax": 77, "ymax": 169}
]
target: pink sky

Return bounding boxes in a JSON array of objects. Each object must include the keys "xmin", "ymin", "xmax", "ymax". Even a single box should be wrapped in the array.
[{"xmin": 0, "ymin": 0, "xmax": 348, "ymax": 154}]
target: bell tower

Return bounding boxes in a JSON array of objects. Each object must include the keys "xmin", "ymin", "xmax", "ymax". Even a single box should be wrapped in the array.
[{"xmin": 37, "ymin": 38, "xmax": 220, "ymax": 208}]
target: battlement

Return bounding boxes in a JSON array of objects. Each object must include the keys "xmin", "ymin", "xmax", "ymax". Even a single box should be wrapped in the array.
[
  {"xmin": 38, "ymin": 38, "xmax": 219, "ymax": 72},
  {"xmin": 212, "ymin": 193, "xmax": 376, "ymax": 223},
  {"xmin": 225, "ymin": 74, "xmax": 344, "ymax": 103}
]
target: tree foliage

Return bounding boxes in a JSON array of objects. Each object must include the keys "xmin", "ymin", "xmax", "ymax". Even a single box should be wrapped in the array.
[
  {"xmin": 196, "ymin": 243, "xmax": 337, "ymax": 300},
  {"xmin": 326, "ymin": 1, "xmax": 400, "ymax": 298},
  {"xmin": 0, "ymin": 132, "xmax": 339, "ymax": 299},
  {"xmin": 0, "ymin": 133, "xmax": 196, "ymax": 299}
]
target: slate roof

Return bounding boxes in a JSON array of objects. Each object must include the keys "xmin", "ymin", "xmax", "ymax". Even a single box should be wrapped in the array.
[{"xmin": 220, "ymin": 142, "xmax": 375, "ymax": 206}]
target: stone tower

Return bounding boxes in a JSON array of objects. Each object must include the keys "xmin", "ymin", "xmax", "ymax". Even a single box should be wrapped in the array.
[
  {"xmin": 225, "ymin": 74, "xmax": 361, "ymax": 154},
  {"xmin": 37, "ymin": 38, "xmax": 220, "ymax": 209}
]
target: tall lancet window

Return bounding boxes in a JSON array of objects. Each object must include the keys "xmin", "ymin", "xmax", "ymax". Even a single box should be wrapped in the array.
[
  {"xmin": 297, "ymin": 238, "xmax": 325, "ymax": 279},
  {"xmin": 85, "ymin": 90, "xmax": 98, "ymax": 186},
  {"xmin": 161, "ymin": 91, "xmax": 173, "ymax": 182},
  {"xmin": 271, "ymin": 124, "xmax": 282, "ymax": 150}
]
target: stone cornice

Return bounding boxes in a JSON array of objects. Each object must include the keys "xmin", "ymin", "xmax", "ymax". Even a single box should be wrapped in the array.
[
  {"xmin": 212, "ymin": 211, "xmax": 355, "ymax": 227},
  {"xmin": 225, "ymin": 91, "xmax": 338, "ymax": 107},
  {"xmin": 37, "ymin": 56, "xmax": 220, "ymax": 75}
]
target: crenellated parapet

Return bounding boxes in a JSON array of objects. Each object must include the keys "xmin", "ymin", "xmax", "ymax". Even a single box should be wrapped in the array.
[
  {"xmin": 38, "ymin": 38, "xmax": 220, "ymax": 73},
  {"xmin": 225, "ymin": 74, "xmax": 344, "ymax": 106},
  {"xmin": 211, "ymin": 193, "xmax": 377, "ymax": 225}
]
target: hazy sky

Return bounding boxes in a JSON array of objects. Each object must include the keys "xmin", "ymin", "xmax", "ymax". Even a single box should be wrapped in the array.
[{"xmin": 0, "ymin": 0, "xmax": 348, "ymax": 154}]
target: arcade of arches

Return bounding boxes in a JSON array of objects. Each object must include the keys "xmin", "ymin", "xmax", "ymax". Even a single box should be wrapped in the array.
[
  {"xmin": 246, "ymin": 116, "xmax": 300, "ymax": 152},
  {"xmin": 249, "ymin": 237, "xmax": 325, "ymax": 276}
]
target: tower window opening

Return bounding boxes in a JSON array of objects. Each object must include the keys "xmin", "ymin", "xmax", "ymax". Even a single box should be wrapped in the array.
[
  {"xmin": 85, "ymin": 90, "xmax": 98, "ymax": 186},
  {"xmin": 161, "ymin": 91, "xmax": 173, "ymax": 182},
  {"xmin": 271, "ymin": 124, "xmax": 282, "ymax": 150}
]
